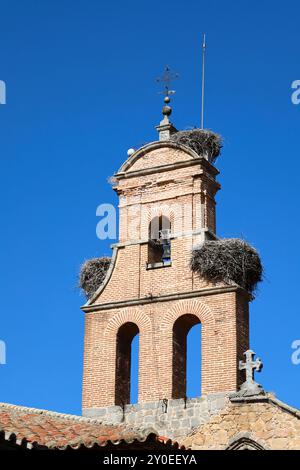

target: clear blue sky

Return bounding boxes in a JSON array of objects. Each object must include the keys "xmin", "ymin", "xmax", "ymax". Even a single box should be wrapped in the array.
[{"xmin": 0, "ymin": 0, "xmax": 300, "ymax": 414}]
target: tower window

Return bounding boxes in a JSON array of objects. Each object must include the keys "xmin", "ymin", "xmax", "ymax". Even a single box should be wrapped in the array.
[
  {"xmin": 115, "ymin": 322, "xmax": 139, "ymax": 406},
  {"xmin": 172, "ymin": 314, "xmax": 201, "ymax": 399},
  {"xmin": 147, "ymin": 215, "xmax": 172, "ymax": 266}
]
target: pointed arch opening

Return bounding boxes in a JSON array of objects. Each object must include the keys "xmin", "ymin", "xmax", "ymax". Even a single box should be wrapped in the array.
[
  {"xmin": 226, "ymin": 437, "xmax": 265, "ymax": 450},
  {"xmin": 172, "ymin": 314, "xmax": 201, "ymax": 399},
  {"xmin": 115, "ymin": 322, "xmax": 139, "ymax": 406}
]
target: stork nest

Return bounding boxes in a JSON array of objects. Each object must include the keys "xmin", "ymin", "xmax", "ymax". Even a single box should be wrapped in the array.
[
  {"xmin": 170, "ymin": 129, "xmax": 222, "ymax": 164},
  {"xmin": 190, "ymin": 239, "xmax": 263, "ymax": 294},
  {"xmin": 79, "ymin": 257, "xmax": 111, "ymax": 299}
]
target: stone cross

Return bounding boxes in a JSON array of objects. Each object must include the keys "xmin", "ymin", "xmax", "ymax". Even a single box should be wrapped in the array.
[
  {"xmin": 238, "ymin": 350, "xmax": 264, "ymax": 397},
  {"xmin": 239, "ymin": 350, "xmax": 263, "ymax": 383}
]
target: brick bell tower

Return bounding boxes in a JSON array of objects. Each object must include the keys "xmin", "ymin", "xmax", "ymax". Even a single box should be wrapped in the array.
[{"xmin": 81, "ymin": 92, "xmax": 250, "ymax": 416}]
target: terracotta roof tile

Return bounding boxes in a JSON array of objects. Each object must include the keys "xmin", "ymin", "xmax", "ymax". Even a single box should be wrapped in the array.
[{"xmin": 0, "ymin": 402, "xmax": 184, "ymax": 450}]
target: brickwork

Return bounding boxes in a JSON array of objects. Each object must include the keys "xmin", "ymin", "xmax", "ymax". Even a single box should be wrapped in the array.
[
  {"xmin": 82, "ymin": 140, "xmax": 250, "ymax": 412},
  {"xmin": 83, "ymin": 286, "xmax": 249, "ymax": 409},
  {"xmin": 76, "ymin": 131, "xmax": 300, "ymax": 450},
  {"xmin": 126, "ymin": 146, "xmax": 191, "ymax": 172}
]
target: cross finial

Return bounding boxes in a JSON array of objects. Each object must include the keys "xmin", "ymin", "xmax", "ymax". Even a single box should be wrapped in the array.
[
  {"xmin": 155, "ymin": 66, "xmax": 179, "ymax": 141},
  {"xmin": 237, "ymin": 350, "xmax": 264, "ymax": 397},
  {"xmin": 156, "ymin": 65, "xmax": 179, "ymax": 97},
  {"xmin": 156, "ymin": 66, "xmax": 179, "ymax": 119}
]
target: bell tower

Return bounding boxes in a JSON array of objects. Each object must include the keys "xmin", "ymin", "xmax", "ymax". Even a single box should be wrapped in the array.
[{"xmin": 81, "ymin": 92, "xmax": 250, "ymax": 415}]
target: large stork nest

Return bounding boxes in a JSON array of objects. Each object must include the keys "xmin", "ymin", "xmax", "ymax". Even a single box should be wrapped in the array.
[
  {"xmin": 79, "ymin": 257, "xmax": 111, "ymax": 299},
  {"xmin": 190, "ymin": 239, "xmax": 263, "ymax": 294},
  {"xmin": 170, "ymin": 129, "xmax": 222, "ymax": 164}
]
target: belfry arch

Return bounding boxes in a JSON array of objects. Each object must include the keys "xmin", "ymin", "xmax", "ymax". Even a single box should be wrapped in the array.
[
  {"xmin": 172, "ymin": 314, "xmax": 201, "ymax": 399},
  {"xmin": 115, "ymin": 322, "xmax": 139, "ymax": 406}
]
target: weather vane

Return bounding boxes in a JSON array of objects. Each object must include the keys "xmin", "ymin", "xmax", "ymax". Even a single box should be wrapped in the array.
[
  {"xmin": 156, "ymin": 66, "xmax": 179, "ymax": 121},
  {"xmin": 156, "ymin": 66, "xmax": 179, "ymax": 97}
]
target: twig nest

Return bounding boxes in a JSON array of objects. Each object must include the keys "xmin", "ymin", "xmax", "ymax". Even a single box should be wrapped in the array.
[
  {"xmin": 79, "ymin": 257, "xmax": 111, "ymax": 299},
  {"xmin": 190, "ymin": 239, "xmax": 263, "ymax": 294},
  {"xmin": 170, "ymin": 129, "xmax": 222, "ymax": 164}
]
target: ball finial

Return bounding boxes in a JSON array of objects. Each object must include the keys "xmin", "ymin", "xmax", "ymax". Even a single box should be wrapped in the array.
[
  {"xmin": 162, "ymin": 105, "xmax": 172, "ymax": 116},
  {"xmin": 127, "ymin": 148, "xmax": 135, "ymax": 156}
]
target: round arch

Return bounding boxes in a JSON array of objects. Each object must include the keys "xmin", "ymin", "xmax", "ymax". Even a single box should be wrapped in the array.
[
  {"xmin": 172, "ymin": 313, "xmax": 201, "ymax": 398},
  {"xmin": 102, "ymin": 309, "xmax": 152, "ymax": 405},
  {"xmin": 160, "ymin": 299, "xmax": 215, "ymax": 331},
  {"xmin": 160, "ymin": 299, "xmax": 216, "ymax": 399}
]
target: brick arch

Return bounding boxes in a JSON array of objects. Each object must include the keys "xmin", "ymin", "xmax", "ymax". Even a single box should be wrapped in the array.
[
  {"xmin": 102, "ymin": 308, "xmax": 152, "ymax": 405},
  {"xmin": 150, "ymin": 207, "xmax": 175, "ymax": 227},
  {"xmin": 140, "ymin": 205, "xmax": 179, "ymax": 241},
  {"xmin": 160, "ymin": 299, "xmax": 215, "ymax": 330},
  {"xmin": 103, "ymin": 308, "xmax": 152, "ymax": 339},
  {"xmin": 159, "ymin": 299, "xmax": 216, "ymax": 399},
  {"xmin": 144, "ymin": 206, "xmax": 175, "ymax": 234}
]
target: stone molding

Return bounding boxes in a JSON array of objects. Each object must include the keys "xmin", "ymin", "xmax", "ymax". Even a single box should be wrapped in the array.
[
  {"xmin": 82, "ymin": 285, "xmax": 248, "ymax": 313},
  {"xmin": 115, "ymin": 141, "xmax": 219, "ymax": 178}
]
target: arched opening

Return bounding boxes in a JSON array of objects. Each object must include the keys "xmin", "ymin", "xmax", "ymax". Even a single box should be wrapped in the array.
[
  {"xmin": 226, "ymin": 437, "xmax": 265, "ymax": 450},
  {"xmin": 148, "ymin": 215, "xmax": 171, "ymax": 264},
  {"xmin": 115, "ymin": 322, "xmax": 139, "ymax": 406},
  {"xmin": 187, "ymin": 322, "xmax": 202, "ymax": 397},
  {"xmin": 130, "ymin": 333, "xmax": 139, "ymax": 404},
  {"xmin": 172, "ymin": 314, "xmax": 201, "ymax": 399}
]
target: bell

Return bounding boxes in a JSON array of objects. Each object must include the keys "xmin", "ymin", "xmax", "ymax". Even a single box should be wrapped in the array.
[{"xmin": 162, "ymin": 240, "xmax": 171, "ymax": 262}]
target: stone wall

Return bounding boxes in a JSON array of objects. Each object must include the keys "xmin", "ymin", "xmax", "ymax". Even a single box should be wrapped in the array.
[
  {"xmin": 182, "ymin": 395, "xmax": 300, "ymax": 450},
  {"xmin": 83, "ymin": 393, "xmax": 300, "ymax": 448},
  {"xmin": 83, "ymin": 393, "xmax": 229, "ymax": 440}
]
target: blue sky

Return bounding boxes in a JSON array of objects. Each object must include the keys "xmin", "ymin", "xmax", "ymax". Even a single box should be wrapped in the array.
[{"xmin": 0, "ymin": 0, "xmax": 299, "ymax": 414}]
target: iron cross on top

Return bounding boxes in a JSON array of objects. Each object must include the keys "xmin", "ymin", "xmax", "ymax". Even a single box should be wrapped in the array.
[
  {"xmin": 239, "ymin": 350, "xmax": 263, "ymax": 385},
  {"xmin": 156, "ymin": 66, "xmax": 179, "ymax": 97}
]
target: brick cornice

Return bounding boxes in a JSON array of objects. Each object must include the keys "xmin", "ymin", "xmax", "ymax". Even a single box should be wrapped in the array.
[
  {"xmin": 81, "ymin": 285, "xmax": 249, "ymax": 313},
  {"xmin": 114, "ymin": 141, "xmax": 219, "ymax": 180}
]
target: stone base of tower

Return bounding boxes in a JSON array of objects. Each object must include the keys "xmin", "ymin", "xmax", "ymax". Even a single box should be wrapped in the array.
[{"xmin": 82, "ymin": 393, "xmax": 229, "ymax": 440}]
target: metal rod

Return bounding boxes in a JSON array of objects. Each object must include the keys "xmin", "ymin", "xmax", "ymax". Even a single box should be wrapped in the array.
[{"xmin": 201, "ymin": 33, "xmax": 206, "ymax": 129}]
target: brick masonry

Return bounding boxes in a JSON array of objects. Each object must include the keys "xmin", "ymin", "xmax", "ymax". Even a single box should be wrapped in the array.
[
  {"xmin": 79, "ymin": 137, "xmax": 300, "ymax": 449},
  {"xmin": 82, "ymin": 141, "xmax": 250, "ymax": 411}
]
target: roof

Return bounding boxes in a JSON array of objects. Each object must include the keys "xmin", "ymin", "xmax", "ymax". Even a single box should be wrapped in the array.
[
  {"xmin": 230, "ymin": 393, "xmax": 300, "ymax": 419},
  {"xmin": 0, "ymin": 402, "xmax": 183, "ymax": 450}
]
